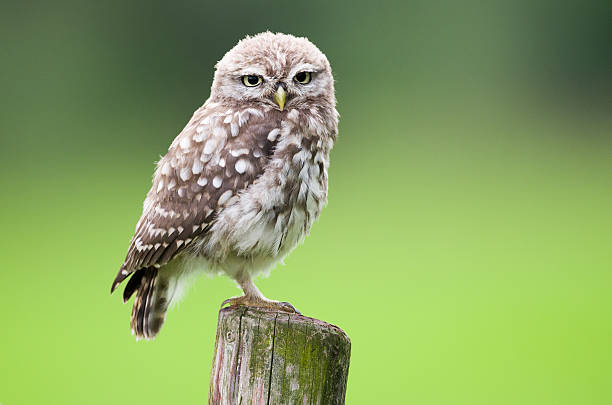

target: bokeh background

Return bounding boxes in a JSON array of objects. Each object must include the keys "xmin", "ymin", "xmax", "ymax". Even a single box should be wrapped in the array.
[{"xmin": 1, "ymin": 0, "xmax": 611, "ymax": 403}]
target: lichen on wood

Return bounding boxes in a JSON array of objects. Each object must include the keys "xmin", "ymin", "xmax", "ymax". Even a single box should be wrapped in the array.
[{"xmin": 209, "ymin": 306, "xmax": 351, "ymax": 405}]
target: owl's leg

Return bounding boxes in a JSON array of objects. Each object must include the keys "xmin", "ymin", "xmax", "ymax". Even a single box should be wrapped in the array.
[{"xmin": 221, "ymin": 271, "xmax": 300, "ymax": 314}]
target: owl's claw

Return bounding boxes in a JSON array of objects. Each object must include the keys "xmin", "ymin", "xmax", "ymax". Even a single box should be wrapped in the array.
[
  {"xmin": 276, "ymin": 301, "xmax": 301, "ymax": 314},
  {"xmin": 221, "ymin": 296, "xmax": 301, "ymax": 315},
  {"xmin": 221, "ymin": 296, "xmax": 243, "ymax": 308}
]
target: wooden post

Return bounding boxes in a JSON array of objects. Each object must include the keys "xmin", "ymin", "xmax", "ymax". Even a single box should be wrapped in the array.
[{"xmin": 209, "ymin": 306, "xmax": 351, "ymax": 405}]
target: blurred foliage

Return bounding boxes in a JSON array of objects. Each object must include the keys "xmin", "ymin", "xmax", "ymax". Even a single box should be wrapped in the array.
[{"xmin": 0, "ymin": 0, "xmax": 611, "ymax": 404}]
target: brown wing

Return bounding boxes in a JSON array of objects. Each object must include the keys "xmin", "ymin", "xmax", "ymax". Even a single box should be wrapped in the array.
[{"xmin": 111, "ymin": 105, "xmax": 281, "ymax": 293}]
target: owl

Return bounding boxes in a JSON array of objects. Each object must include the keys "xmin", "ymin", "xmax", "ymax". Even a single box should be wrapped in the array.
[{"xmin": 110, "ymin": 32, "xmax": 338, "ymax": 339}]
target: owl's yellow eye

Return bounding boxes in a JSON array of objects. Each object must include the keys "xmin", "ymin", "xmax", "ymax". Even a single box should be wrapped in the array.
[
  {"xmin": 294, "ymin": 71, "xmax": 312, "ymax": 84},
  {"xmin": 242, "ymin": 75, "xmax": 262, "ymax": 87}
]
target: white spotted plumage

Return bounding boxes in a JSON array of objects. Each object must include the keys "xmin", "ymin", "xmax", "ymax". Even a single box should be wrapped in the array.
[{"xmin": 111, "ymin": 32, "xmax": 338, "ymax": 340}]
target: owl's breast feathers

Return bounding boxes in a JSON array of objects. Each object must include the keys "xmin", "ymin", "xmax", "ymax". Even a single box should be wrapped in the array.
[{"xmin": 111, "ymin": 102, "xmax": 335, "ymax": 292}]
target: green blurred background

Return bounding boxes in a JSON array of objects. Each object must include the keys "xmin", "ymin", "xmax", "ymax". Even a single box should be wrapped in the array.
[{"xmin": 1, "ymin": 0, "xmax": 611, "ymax": 403}]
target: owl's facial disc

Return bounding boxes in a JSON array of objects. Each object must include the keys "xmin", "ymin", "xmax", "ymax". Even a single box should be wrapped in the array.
[{"xmin": 212, "ymin": 33, "xmax": 334, "ymax": 111}]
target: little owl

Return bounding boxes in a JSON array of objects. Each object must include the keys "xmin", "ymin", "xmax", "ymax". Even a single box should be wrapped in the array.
[{"xmin": 110, "ymin": 32, "xmax": 338, "ymax": 339}]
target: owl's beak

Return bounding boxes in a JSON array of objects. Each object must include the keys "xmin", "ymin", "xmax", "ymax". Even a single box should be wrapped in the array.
[{"xmin": 273, "ymin": 86, "xmax": 286, "ymax": 111}]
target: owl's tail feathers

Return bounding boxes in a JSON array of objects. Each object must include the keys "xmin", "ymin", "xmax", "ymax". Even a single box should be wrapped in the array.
[
  {"xmin": 121, "ymin": 267, "xmax": 169, "ymax": 340},
  {"xmin": 112, "ymin": 264, "xmax": 198, "ymax": 340}
]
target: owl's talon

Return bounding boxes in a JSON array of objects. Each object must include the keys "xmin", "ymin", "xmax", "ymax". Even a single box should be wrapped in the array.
[
  {"xmin": 221, "ymin": 296, "xmax": 247, "ymax": 309},
  {"xmin": 278, "ymin": 301, "xmax": 301, "ymax": 314}
]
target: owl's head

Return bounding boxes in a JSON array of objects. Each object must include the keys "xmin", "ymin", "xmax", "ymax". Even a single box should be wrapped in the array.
[{"xmin": 211, "ymin": 32, "xmax": 335, "ymax": 112}]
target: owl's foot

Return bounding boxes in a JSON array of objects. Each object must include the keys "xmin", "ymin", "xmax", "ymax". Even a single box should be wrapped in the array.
[{"xmin": 221, "ymin": 296, "xmax": 301, "ymax": 314}]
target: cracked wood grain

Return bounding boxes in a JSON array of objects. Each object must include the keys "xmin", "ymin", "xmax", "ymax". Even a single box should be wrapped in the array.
[{"xmin": 209, "ymin": 306, "xmax": 351, "ymax": 405}]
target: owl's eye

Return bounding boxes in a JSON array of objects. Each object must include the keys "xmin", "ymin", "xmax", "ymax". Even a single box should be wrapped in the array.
[
  {"xmin": 242, "ymin": 75, "xmax": 263, "ymax": 87},
  {"xmin": 294, "ymin": 71, "xmax": 312, "ymax": 84}
]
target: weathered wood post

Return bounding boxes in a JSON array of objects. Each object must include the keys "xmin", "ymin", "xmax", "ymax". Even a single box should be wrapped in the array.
[{"xmin": 209, "ymin": 306, "xmax": 351, "ymax": 404}]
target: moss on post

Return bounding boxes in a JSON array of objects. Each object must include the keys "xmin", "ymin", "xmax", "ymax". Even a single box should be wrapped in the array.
[{"xmin": 209, "ymin": 306, "xmax": 351, "ymax": 405}]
